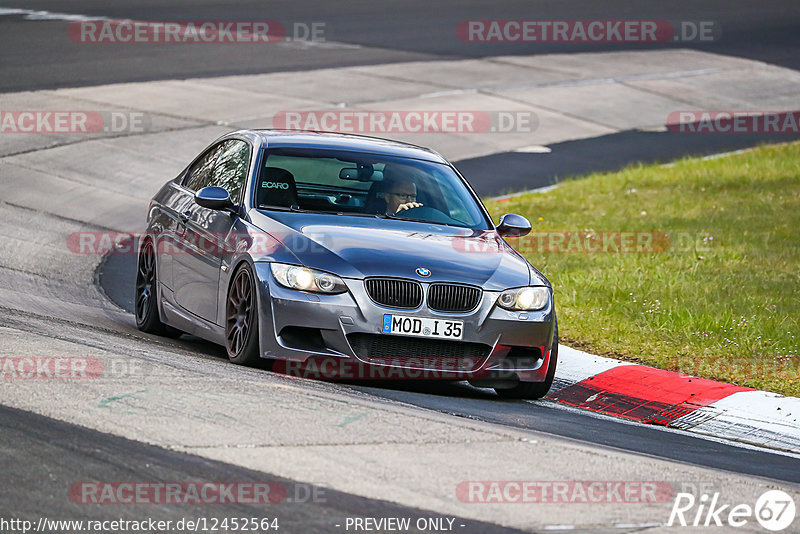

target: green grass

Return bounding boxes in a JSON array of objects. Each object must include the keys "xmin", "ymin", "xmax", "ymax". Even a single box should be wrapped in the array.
[{"xmin": 485, "ymin": 142, "xmax": 800, "ymax": 396}]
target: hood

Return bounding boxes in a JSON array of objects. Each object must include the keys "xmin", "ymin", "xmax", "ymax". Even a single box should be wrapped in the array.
[{"xmin": 249, "ymin": 211, "xmax": 536, "ymax": 291}]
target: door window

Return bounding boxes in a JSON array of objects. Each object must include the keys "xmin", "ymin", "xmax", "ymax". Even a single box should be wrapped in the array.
[
  {"xmin": 184, "ymin": 143, "xmax": 225, "ymax": 192},
  {"xmin": 183, "ymin": 139, "xmax": 250, "ymax": 204},
  {"xmin": 209, "ymin": 139, "xmax": 250, "ymax": 204}
]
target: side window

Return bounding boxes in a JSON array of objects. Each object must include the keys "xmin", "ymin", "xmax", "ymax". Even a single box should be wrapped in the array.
[
  {"xmin": 209, "ymin": 139, "xmax": 250, "ymax": 204},
  {"xmin": 184, "ymin": 142, "xmax": 226, "ymax": 191}
]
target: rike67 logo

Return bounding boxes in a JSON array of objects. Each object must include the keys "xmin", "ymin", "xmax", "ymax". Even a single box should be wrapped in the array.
[{"xmin": 668, "ymin": 490, "xmax": 796, "ymax": 531}]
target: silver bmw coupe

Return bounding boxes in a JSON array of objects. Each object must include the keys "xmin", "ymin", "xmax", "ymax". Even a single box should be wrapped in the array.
[{"xmin": 136, "ymin": 130, "xmax": 557, "ymax": 398}]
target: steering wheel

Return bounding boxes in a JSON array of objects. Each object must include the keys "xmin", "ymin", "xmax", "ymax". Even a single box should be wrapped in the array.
[{"xmin": 395, "ymin": 205, "xmax": 453, "ymax": 224}]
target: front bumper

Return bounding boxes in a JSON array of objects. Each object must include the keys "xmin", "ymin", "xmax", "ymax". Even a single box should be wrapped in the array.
[{"xmin": 253, "ymin": 263, "xmax": 556, "ymax": 382}]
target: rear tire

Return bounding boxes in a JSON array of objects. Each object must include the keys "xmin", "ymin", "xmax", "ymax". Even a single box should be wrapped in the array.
[
  {"xmin": 495, "ymin": 321, "xmax": 558, "ymax": 400},
  {"xmin": 135, "ymin": 239, "xmax": 182, "ymax": 338},
  {"xmin": 225, "ymin": 263, "xmax": 261, "ymax": 366}
]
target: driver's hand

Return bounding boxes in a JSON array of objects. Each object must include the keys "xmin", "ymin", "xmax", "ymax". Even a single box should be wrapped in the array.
[{"xmin": 396, "ymin": 202, "xmax": 423, "ymax": 213}]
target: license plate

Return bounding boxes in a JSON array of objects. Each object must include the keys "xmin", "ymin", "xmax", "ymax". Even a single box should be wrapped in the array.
[{"xmin": 382, "ymin": 314, "xmax": 463, "ymax": 340}]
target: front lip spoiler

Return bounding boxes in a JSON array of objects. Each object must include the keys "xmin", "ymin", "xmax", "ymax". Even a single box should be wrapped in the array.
[{"xmin": 270, "ymin": 337, "xmax": 550, "ymax": 381}]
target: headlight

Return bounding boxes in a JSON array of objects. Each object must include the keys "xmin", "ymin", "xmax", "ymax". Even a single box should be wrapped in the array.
[
  {"xmin": 497, "ymin": 286, "xmax": 549, "ymax": 311},
  {"xmin": 270, "ymin": 263, "xmax": 347, "ymax": 294}
]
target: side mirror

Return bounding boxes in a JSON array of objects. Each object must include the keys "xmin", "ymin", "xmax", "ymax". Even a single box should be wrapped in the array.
[
  {"xmin": 496, "ymin": 213, "xmax": 532, "ymax": 237},
  {"xmin": 195, "ymin": 186, "xmax": 234, "ymax": 211}
]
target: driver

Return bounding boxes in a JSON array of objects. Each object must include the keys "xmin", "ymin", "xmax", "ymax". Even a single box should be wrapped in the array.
[{"xmin": 383, "ymin": 173, "xmax": 423, "ymax": 215}]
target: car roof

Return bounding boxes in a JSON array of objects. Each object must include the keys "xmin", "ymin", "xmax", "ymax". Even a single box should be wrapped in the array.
[{"xmin": 245, "ymin": 129, "xmax": 449, "ymax": 164}]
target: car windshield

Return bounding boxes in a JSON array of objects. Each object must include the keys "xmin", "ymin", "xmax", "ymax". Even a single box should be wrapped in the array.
[{"xmin": 255, "ymin": 147, "xmax": 490, "ymax": 230}]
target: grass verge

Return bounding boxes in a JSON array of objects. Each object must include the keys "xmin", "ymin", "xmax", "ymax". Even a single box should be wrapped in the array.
[{"xmin": 484, "ymin": 142, "xmax": 800, "ymax": 396}]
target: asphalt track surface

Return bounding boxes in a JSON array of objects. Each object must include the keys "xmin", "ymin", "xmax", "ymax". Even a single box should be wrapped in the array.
[
  {"xmin": 0, "ymin": 0, "xmax": 799, "ymax": 92},
  {"xmin": 99, "ymin": 246, "xmax": 800, "ymax": 485},
  {"xmin": 458, "ymin": 129, "xmax": 800, "ymax": 196},
  {"xmin": 0, "ymin": 404, "xmax": 525, "ymax": 534},
  {"xmin": 2, "ymin": 0, "xmax": 799, "ymax": 198},
  {"xmin": 3, "ymin": 0, "xmax": 800, "ymax": 529}
]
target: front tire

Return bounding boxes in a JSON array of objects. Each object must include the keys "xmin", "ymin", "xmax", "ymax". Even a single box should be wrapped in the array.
[
  {"xmin": 225, "ymin": 263, "xmax": 261, "ymax": 365},
  {"xmin": 495, "ymin": 322, "xmax": 559, "ymax": 400},
  {"xmin": 135, "ymin": 239, "xmax": 181, "ymax": 337}
]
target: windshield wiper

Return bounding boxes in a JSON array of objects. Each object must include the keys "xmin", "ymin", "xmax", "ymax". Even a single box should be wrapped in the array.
[
  {"xmin": 306, "ymin": 210, "xmax": 387, "ymax": 218},
  {"xmin": 257, "ymin": 207, "xmax": 464, "ymax": 227},
  {"xmin": 384, "ymin": 213, "xmax": 460, "ymax": 228},
  {"xmin": 262, "ymin": 206, "xmax": 387, "ymax": 218},
  {"xmin": 258, "ymin": 204, "xmax": 307, "ymax": 212}
]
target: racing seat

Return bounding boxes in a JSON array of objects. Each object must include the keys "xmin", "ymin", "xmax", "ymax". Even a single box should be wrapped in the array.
[
  {"xmin": 257, "ymin": 167, "xmax": 299, "ymax": 208},
  {"xmin": 364, "ymin": 180, "xmax": 387, "ymax": 214}
]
